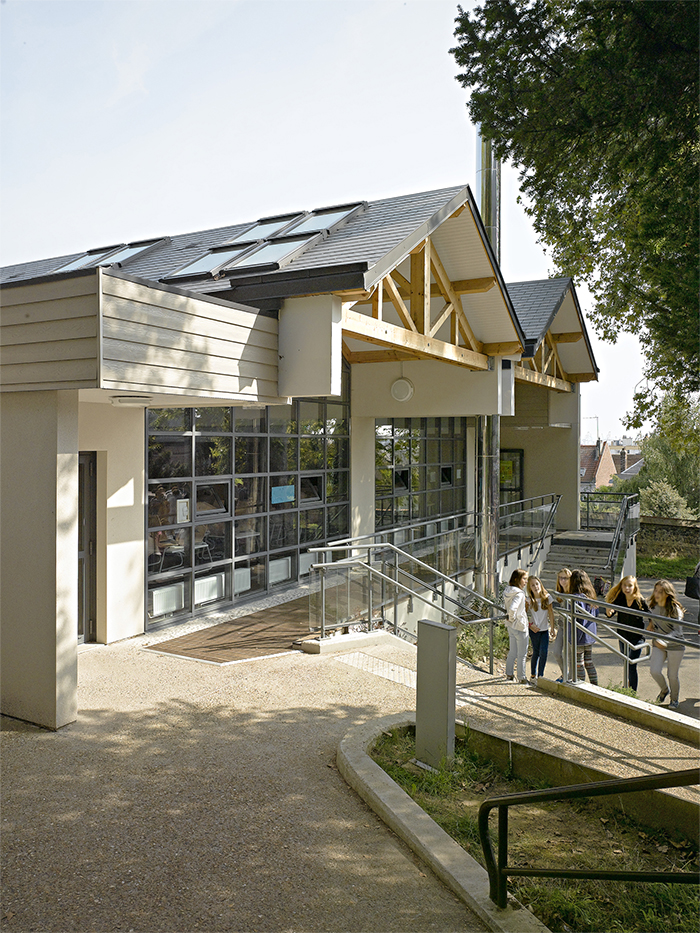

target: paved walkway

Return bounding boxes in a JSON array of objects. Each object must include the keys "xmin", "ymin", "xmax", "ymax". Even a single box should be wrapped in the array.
[{"xmin": 2, "ymin": 614, "xmax": 699, "ymax": 933}]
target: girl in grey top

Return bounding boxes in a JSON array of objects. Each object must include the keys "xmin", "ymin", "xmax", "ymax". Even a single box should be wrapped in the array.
[{"xmin": 647, "ymin": 580, "xmax": 686, "ymax": 709}]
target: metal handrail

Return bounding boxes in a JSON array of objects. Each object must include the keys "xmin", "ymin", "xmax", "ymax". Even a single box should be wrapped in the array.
[
  {"xmin": 478, "ymin": 768, "xmax": 700, "ymax": 908},
  {"xmin": 309, "ymin": 556, "xmax": 497, "ymax": 636},
  {"xmin": 557, "ymin": 592, "xmax": 698, "ymax": 685},
  {"xmin": 528, "ymin": 494, "xmax": 561, "ymax": 565},
  {"xmin": 310, "ymin": 541, "xmax": 507, "ymax": 638},
  {"xmin": 603, "ymin": 493, "xmax": 640, "ymax": 580}
]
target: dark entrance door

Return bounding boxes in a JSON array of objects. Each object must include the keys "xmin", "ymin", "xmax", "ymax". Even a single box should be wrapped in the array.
[{"xmin": 78, "ymin": 452, "xmax": 97, "ymax": 643}]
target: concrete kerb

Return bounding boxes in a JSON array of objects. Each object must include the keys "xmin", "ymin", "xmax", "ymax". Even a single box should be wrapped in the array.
[
  {"xmin": 536, "ymin": 677, "xmax": 700, "ymax": 745},
  {"xmin": 336, "ymin": 712, "xmax": 551, "ymax": 933}
]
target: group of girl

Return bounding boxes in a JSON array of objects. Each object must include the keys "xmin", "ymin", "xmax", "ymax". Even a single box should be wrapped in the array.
[{"xmin": 502, "ymin": 567, "xmax": 687, "ymax": 708}]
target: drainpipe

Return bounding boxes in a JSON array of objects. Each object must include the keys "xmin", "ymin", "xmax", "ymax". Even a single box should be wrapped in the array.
[{"xmin": 474, "ymin": 131, "xmax": 501, "ymax": 599}]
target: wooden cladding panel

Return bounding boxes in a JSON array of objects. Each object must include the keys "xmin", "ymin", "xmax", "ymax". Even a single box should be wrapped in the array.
[
  {"xmin": 100, "ymin": 274, "xmax": 280, "ymax": 399},
  {"xmin": 0, "ymin": 280, "xmax": 99, "ymax": 390}
]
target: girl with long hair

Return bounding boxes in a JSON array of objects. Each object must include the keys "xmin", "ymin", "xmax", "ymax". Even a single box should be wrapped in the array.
[
  {"xmin": 605, "ymin": 576, "xmax": 649, "ymax": 692},
  {"xmin": 647, "ymin": 580, "xmax": 685, "ymax": 709},
  {"xmin": 503, "ymin": 568, "xmax": 529, "ymax": 684},
  {"xmin": 569, "ymin": 569, "xmax": 599, "ymax": 685},
  {"xmin": 526, "ymin": 576, "xmax": 554, "ymax": 684},
  {"xmin": 550, "ymin": 568, "xmax": 572, "ymax": 680}
]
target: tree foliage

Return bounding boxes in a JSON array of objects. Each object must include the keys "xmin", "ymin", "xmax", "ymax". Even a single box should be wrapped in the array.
[
  {"xmin": 451, "ymin": 0, "xmax": 699, "ymax": 421},
  {"xmin": 611, "ymin": 390, "xmax": 699, "ymax": 515}
]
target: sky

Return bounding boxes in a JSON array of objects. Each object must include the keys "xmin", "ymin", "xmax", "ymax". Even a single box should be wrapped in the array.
[{"xmin": 0, "ymin": 0, "xmax": 648, "ymax": 441}]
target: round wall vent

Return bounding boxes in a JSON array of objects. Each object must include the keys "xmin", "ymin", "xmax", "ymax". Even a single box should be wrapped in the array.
[{"xmin": 390, "ymin": 377, "xmax": 414, "ymax": 402}]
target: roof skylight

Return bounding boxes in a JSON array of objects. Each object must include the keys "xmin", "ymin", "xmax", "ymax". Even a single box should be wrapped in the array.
[
  {"xmin": 228, "ymin": 236, "xmax": 314, "ymax": 270},
  {"xmin": 287, "ymin": 207, "xmax": 356, "ymax": 236},
  {"xmin": 227, "ymin": 215, "xmax": 302, "ymax": 244},
  {"xmin": 53, "ymin": 240, "xmax": 161, "ymax": 273},
  {"xmin": 168, "ymin": 246, "xmax": 249, "ymax": 278}
]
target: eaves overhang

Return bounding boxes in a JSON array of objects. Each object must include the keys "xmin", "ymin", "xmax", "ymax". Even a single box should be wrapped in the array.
[{"xmin": 362, "ymin": 184, "xmax": 526, "ymax": 353}]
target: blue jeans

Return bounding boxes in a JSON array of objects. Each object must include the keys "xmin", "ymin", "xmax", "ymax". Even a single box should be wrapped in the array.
[
  {"xmin": 530, "ymin": 629, "xmax": 549, "ymax": 677},
  {"xmin": 506, "ymin": 629, "xmax": 528, "ymax": 681}
]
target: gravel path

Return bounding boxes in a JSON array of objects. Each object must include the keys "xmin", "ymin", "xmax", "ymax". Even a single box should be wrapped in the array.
[{"xmin": 1, "ymin": 636, "xmax": 487, "ymax": 933}]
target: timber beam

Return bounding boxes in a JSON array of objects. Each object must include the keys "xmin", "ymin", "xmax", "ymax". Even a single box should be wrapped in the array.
[
  {"xmin": 514, "ymin": 364, "xmax": 572, "ymax": 393},
  {"xmin": 342, "ymin": 308, "xmax": 489, "ymax": 370}
]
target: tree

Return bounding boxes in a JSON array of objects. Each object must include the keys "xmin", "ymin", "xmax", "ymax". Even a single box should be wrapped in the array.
[
  {"xmin": 639, "ymin": 480, "xmax": 694, "ymax": 520},
  {"xmin": 451, "ymin": 0, "xmax": 699, "ymax": 423},
  {"xmin": 611, "ymin": 390, "xmax": 699, "ymax": 515}
]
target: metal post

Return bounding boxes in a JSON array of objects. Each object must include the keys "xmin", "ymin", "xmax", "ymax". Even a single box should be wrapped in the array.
[
  {"xmin": 367, "ymin": 564, "xmax": 373, "ymax": 630},
  {"xmin": 497, "ymin": 805, "xmax": 509, "ymax": 909},
  {"xmin": 320, "ymin": 565, "xmax": 327, "ymax": 639}
]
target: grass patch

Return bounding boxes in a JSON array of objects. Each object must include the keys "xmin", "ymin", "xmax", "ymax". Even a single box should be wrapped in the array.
[
  {"xmin": 635, "ymin": 555, "xmax": 696, "ymax": 580},
  {"xmin": 456, "ymin": 621, "xmax": 510, "ymax": 665},
  {"xmin": 372, "ymin": 726, "xmax": 699, "ymax": 933}
]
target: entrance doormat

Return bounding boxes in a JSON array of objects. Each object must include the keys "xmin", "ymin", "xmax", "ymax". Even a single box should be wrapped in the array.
[{"xmin": 144, "ymin": 596, "xmax": 313, "ymax": 664}]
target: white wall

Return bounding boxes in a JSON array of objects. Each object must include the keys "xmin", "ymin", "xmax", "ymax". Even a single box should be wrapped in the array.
[
  {"xmin": 79, "ymin": 402, "xmax": 146, "ymax": 642},
  {"xmin": 349, "ymin": 414, "xmax": 376, "ymax": 539},
  {"xmin": 0, "ymin": 390, "xmax": 79, "ymax": 729}
]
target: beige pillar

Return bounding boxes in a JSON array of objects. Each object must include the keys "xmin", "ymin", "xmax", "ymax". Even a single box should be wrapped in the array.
[{"xmin": 0, "ymin": 390, "xmax": 79, "ymax": 729}]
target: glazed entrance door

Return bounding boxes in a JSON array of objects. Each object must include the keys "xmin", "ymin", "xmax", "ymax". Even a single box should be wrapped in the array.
[{"xmin": 78, "ymin": 452, "xmax": 97, "ymax": 643}]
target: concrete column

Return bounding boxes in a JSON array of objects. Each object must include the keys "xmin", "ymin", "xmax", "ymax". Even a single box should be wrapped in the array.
[
  {"xmin": 0, "ymin": 390, "xmax": 79, "ymax": 729},
  {"xmin": 415, "ymin": 619, "xmax": 456, "ymax": 769},
  {"xmin": 349, "ymin": 413, "xmax": 376, "ymax": 540}
]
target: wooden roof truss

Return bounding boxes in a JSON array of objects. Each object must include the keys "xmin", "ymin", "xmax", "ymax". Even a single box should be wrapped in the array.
[{"xmin": 335, "ymin": 236, "xmax": 520, "ymax": 371}]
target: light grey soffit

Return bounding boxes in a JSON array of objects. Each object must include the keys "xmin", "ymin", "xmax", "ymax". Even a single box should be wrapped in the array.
[{"xmin": 361, "ymin": 187, "xmax": 469, "ymax": 291}]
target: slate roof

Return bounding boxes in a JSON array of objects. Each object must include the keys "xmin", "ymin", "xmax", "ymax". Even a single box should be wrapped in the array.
[
  {"xmin": 0, "ymin": 186, "xmax": 465, "ymax": 289},
  {"xmin": 506, "ymin": 277, "xmax": 572, "ymax": 349}
]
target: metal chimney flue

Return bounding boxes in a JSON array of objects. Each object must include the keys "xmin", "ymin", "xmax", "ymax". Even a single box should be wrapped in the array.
[{"xmin": 474, "ymin": 127, "xmax": 501, "ymax": 600}]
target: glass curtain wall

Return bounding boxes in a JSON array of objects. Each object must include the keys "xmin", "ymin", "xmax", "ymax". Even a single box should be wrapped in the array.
[
  {"xmin": 375, "ymin": 416, "xmax": 467, "ymax": 527},
  {"xmin": 146, "ymin": 375, "xmax": 350, "ymax": 627}
]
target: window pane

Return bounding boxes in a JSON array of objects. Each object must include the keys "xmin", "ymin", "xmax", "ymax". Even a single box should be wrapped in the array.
[
  {"xmin": 375, "ymin": 469, "xmax": 393, "ymax": 496},
  {"xmin": 427, "ymin": 440, "xmax": 440, "ymax": 463},
  {"xmin": 235, "ymin": 436, "xmax": 266, "ymax": 474},
  {"xmin": 195, "ymin": 521, "xmax": 231, "ymax": 564},
  {"xmin": 235, "ymin": 516, "xmax": 266, "ymax": 556},
  {"xmin": 326, "ymin": 402, "xmax": 348, "ymax": 435},
  {"xmin": 228, "ymin": 217, "xmax": 299, "ymax": 243},
  {"xmin": 148, "ymin": 574, "xmax": 191, "ymax": 620},
  {"xmin": 269, "ymin": 404, "xmax": 296, "ymax": 434},
  {"xmin": 195, "ymin": 437, "xmax": 232, "ymax": 476},
  {"xmin": 196, "ymin": 483, "xmax": 229, "ymax": 516},
  {"xmin": 327, "ymin": 438, "xmax": 348, "ymax": 469},
  {"xmin": 299, "ymin": 437, "xmax": 324, "ymax": 471},
  {"xmin": 234, "ymin": 476, "xmax": 266, "ymax": 515},
  {"xmin": 299, "ymin": 401, "xmax": 324, "ymax": 434},
  {"xmin": 270, "ymin": 436, "xmax": 298, "ymax": 472},
  {"xmin": 170, "ymin": 247, "xmax": 246, "ymax": 277},
  {"xmin": 300, "ymin": 509, "xmax": 324, "ymax": 543},
  {"xmin": 149, "ymin": 438, "xmax": 191, "ymax": 478},
  {"xmin": 327, "ymin": 505, "xmax": 349, "ymax": 538},
  {"xmin": 287, "ymin": 208, "xmax": 353, "ymax": 236},
  {"xmin": 195, "ymin": 407, "xmax": 231, "ymax": 432},
  {"xmin": 326, "ymin": 471, "xmax": 348, "ymax": 503},
  {"xmin": 148, "ymin": 408, "xmax": 190, "ymax": 432},
  {"xmin": 269, "ymin": 512, "xmax": 297, "ymax": 549},
  {"xmin": 149, "ymin": 527, "xmax": 191, "ymax": 575},
  {"xmin": 375, "ymin": 438, "xmax": 392, "ymax": 468},
  {"xmin": 194, "ymin": 567, "xmax": 231, "ymax": 608},
  {"xmin": 394, "ymin": 435, "xmax": 410, "ymax": 467},
  {"xmin": 149, "ymin": 482, "xmax": 192, "ymax": 528},
  {"xmin": 234, "ymin": 408, "xmax": 266, "ymax": 433},
  {"xmin": 269, "ymin": 551, "xmax": 296, "ymax": 586},
  {"xmin": 232, "ymin": 238, "xmax": 312, "ymax": 268},
  {"xmin": 270, "ymin": 475, "xmax": 296, "ymax": 509},
  {"xmin": 234, "ymin": 557, "xmax": 266, "ymax": 596},
  {"xmin": 300, "ymin": 475, "xmax": 323, "ymax": 502}
]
